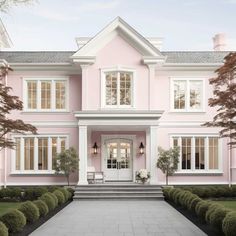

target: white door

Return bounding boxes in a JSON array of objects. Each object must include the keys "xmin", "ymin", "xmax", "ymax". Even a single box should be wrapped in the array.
[{"xmin": 104, "ymin": 138, "xmax": 133, "ymax": 181}]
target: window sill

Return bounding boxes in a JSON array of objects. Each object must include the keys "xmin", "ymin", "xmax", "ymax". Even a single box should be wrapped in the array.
[
  {"xmin": 174, "ymin": 171, "xmax": 223, "ymax": 176},
  {"xmin": 21, "ymin": 110, "xmax": 70, "ymax": 114},
  {"xmin": 10, "ymin": 171, "xmax": 62, "ymax": 175},
  {"xmin": 169, "ymin": 110, "xmax": 206, "ymax": 114}
]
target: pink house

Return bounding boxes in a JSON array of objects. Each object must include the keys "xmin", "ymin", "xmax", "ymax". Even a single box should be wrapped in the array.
[{"xmin": 0, "ymin": 17, "xmax": 235, "ymax": 186}]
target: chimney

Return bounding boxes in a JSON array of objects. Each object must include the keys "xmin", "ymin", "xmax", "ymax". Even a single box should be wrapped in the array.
[{"xmin": 213, "ymin": 33, "xmax": 227, "ymax": 51}]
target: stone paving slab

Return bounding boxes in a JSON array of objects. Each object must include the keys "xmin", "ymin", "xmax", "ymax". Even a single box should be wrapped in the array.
[{"xmin": 30, "ymin": 201, "xmax": 206, "ymax": 236}]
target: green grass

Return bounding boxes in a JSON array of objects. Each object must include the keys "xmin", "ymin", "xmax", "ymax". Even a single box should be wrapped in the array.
[
  {"xmin": 214, "ymin": 201, "xmax": 236, "ymax": 211},
  {"xmin": 0, "ymin": 202, "xmax": 21, "ymax": 216}
]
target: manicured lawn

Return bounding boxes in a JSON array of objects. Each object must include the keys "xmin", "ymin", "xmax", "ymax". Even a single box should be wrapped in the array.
[
  {"xmin": 0, "ymin": 202, "xmax": 21, "ymax": 216},
  {"xmin": 214, "ymin": 201, "xmax": 236, "ymax": 211}
]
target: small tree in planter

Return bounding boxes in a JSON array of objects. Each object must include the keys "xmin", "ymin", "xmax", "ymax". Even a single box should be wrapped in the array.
[
  {"xmin": 157, "ymin": 146, "xmax": 179, "ymax": 186},
  {"xmin": 54, "ymin": 147, "xmax": 79, "ymax": 186}
]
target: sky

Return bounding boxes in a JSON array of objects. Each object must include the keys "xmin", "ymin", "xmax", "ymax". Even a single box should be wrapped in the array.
[{"xmin": 1, "ymin": 0, "xmax": 236, "ymax": 51}]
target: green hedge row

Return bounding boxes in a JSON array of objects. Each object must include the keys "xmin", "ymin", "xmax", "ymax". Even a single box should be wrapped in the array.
[
  {"xmin": 0, "ymin": 187, "xmax": 73, "ymax": 235},
  {"xmin": 181, "ymin": 186, "xmax": 236, "ymax": 199},
  {"xmin": 0, "ymin": 186, "xmax": 75, "ymax": 202},
  {"xmin": 163, "ymin": 187, "xmax": 236, "ymax": 236}
]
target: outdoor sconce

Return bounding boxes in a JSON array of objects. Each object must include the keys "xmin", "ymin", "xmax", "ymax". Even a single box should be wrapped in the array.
[
  {"xmin": 92, "ymin": 142, "xmax": 98, "ymax": 154},
  {"xmin": 139, "ymin": 142, "xmax": 145, "ymax": 155}
]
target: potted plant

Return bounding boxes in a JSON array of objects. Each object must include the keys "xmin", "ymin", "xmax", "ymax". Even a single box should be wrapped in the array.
[{"xmin": 136, "ymin": 169, "xmax": 150, "ymax": 184}]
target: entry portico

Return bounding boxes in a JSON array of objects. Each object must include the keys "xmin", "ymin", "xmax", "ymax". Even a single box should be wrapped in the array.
[{"xmin": 75, "ymin": 111, "xmax": 163, "ymax": 185}]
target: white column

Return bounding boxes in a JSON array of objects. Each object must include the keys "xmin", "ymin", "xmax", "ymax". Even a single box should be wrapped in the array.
[
  {"xmin": 78, "ymin": 125, "xmax": 88, "ymax": 185},
  {"xmin": 145, "ymin": 128, "xmax": 150, "ymax": 171},
  {"xmin": 149, "ymin": 126, "xmax": 158, "ymax": 184},
  {"xmin": 81, "ymin": 65, "xmax": 89, "ymax": 110},
  {"xmin": 147, "ymin": 64, "xmax": 156, "ymax": 110}
]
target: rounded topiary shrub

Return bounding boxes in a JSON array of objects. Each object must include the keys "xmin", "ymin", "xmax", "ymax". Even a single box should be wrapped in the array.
[
  {"xmin": 195, "ymin": 201, "xmax": 211, "ymax": 222},
  {"xmin": 188, "ymin": 197, "xmax": 202, "ymax": 212},
  {"xmin": 48, "ymin": 192, "xmax": 58, "ymax": 207},
  {"xmin": 58, "ymin": 188, "xmax": 69, "ymax": 201},
  {"xmin": 18, "ymin": 201, "xmax": 39, "ymax": 223},
  {"xmin": 205, "ymin": 203, "xmax": 221, "ymax": 224},
  {"xmin": 33, "ymin": 200, "xmax": 49, "ymax": 217},
  {"xmin": 0, "ymin": 221, "xmax": 8, "ymax": 236},
  {"xmin": 223, "ymin": 212, "xmax": 236, "ymax": 236},
  {"xmin": 67, "ymin": 187, "xmax": 75, "ymax": 197},
  {"xmin": 0, "ymin": 209, "xmax": 26, "ymax": 233},
  {"xmin": 24, "ymin": 187, "xmax": 47, "ymax": 201},
  {"xmin": 53, "ymin": 190, "xmax": 65, "ymax": 205},
  {"xmin": 209, "ymin": 207, "xmax": 230, "ymax": 232},
  {"xmin": 40, "ymin": 193, "xmax": 56, "ymax": 211},
  {"xmin": 162, "ymin": 187, "xmax": 171, "ymax": 200}
]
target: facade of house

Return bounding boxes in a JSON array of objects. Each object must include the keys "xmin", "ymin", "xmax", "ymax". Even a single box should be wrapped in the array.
[{"xmin": 0, "ymin": 17, "xmax": 235, "ymax": 186}]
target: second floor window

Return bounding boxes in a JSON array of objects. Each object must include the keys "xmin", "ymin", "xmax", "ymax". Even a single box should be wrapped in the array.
[
  {"xmin": 104, "ymin": 71, "xmax": 133, "ymax": 107},
  {"xmin": 25, "ymin": 78, "xmax": 67, "ymax": 111},
  {"xmin": 172, "ymin": 79, "xmax": 204, "ymax": 111}
]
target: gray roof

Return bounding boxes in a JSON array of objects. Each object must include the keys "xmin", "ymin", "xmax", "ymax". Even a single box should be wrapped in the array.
[{"xmin": 0, "ymin": 51, "xmax": 233, "ymax": 64}]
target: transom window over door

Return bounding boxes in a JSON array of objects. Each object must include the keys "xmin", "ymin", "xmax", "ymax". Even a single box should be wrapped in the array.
[{"xmin": 102, "ymin": 69, "xmax": 134, "ymax": 108}]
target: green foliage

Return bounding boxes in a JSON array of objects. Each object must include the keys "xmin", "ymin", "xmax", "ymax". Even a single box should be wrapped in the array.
[
  {"xmin": 157, "ymin": 146, "xmax": 179, "ymax": 185},
  {"xmin": 47, "ymin": 192, "xmax": 58, "ymax": 207},
  {"xmin": 54, "ymin": 147, "xmax": 79, "ymax": 185},
  {"xmin": 209, "ymin": 207, "xmax": 230, "ymax": 232},
  {"xmin": 33, "ymin": 200, "xmax": 48, "ymax": 217},
  {"xmin": 40, "ymin": 193, "xmax": 56, "ymax": 211},
  {"xmin": 195, "ymin": 201, "xmax": 211, "ymax": 222},
  {"xmin": 47, "ymin": 186, "xmax": 60, "ymax": 193},
  {"xmin": 67, "ymin": 187, "xmax": 75, "ymax": 197},
  {"xmin": 0, "ymin": 221, "xmax": 8, "ymax": 236},
  {"xmin": 188, "ymin": 197, "xmax": 202, "ymax": 212},
  {"xmin": 53, "ymin": 190, "xmax": 65, "ymax": 205},
  {"xmin": 18, "ymin": 201, "xmax": 39, "ymax": 223},
  {"xmin": 58, "ymin": 188, "xmax": 70, "ymax": 201},
  {"xmin": 222, "ymin": 212, "xmax": 236, "ymax": 236},
  {"xmin": 0, "ymin": 209, "xmax": 26, "ymax": 233},
  {"xmin": 0, "ymin": 187, "xmax": 22, "ymax": 200},
  {"xmin": 23, "ymin": 187, "xmax": 47, "ymax": 201},
  {"xmin": 205, "ymin": 203, "xmax": 222, "ymax": 224},
  {"xmin": 162, "ymin": 187, "xmax": 172, "ymax": 200}
]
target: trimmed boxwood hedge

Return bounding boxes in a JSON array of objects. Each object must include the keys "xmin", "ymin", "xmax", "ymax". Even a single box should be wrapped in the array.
[
  {"xmin": 53, "ymin": 190, "xmax": 65, "ymax": 205},
  {"xmin": 23, "ymin": 187, "xmax": 48, "ymax": 201},
  {"xmin": 222, "ymin": 212, "xmax": 236, "ymax": 236},
  {"xmin": 58, "ymin": 188, "xmax": 70, "ymax": 201},
  {"xmin": 47, "ymin": 192, "xmax": 58, "ymax": 207},
  {"xmin": 33, "ymin": 200, "xmax": 49, "ymax": 217},
  {"xmin": 18, "ymin": 201, "xmax": 40, "ymax": 223},
  {"xmin": 0, "ymin": 209, "xmax": 26, "ymax": 233},
  {"xmin": 205, "ymin": 203, "xmax": 221, "ymax": 224},
  {"xmin": 0, "ymin": 221, "xmax": 8, "ymax": 236},
  {"xmin": 40, "ymin": 193, "xmax": 56, "ymax": 211}
]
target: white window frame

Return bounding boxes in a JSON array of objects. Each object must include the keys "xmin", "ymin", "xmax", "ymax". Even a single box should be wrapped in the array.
[
  {"xmin": 101, "ymin": 66, "xmax": 136, "ymax": 109},
  {"xmin": 170, "ymin": 77, "xmax": 205, "ymax": 112},
  {"xmin": 23, "ymin": 77, "xmax": 69, "ymax": 112},
  {"xmin": 11, "ymin": 134, "xmax": 69, "ymax": 174},
  {"xmin": 170, "ymin": 134, "xmax": 222, "ymax": 174}
]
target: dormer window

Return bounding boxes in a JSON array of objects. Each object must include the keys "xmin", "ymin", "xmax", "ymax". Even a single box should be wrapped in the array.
[{"xmin": 101, "ymin": 68, "xmax": 135, "ymax": 108}]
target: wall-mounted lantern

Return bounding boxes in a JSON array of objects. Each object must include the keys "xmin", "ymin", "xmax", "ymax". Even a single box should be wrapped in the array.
[
  {"xmin": 92, "ymin": 142, "xmax": 98, "ymax": 154},
  {"xmin": 139, "ymin": 142, "xmax": 145, "ymax": 155}
]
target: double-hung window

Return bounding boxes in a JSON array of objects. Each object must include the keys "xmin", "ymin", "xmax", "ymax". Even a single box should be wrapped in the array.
[
  {"xmin": 102, "ymin": 69, "xmax": 134, "ymax": 108},
  {"xmin": 24, "ymin": 78, "xmax": 67, "ymax": 111},
  {"xmin": 172, "ymin": 135, "xmax": 221, "ymax": 172},
  {"xmin": 171, "ymin": 78, "xmax": 204, "ymax": 112}
]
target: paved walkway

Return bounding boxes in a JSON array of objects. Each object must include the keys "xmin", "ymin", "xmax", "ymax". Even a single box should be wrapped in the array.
[{"xmin": 31, "ymin": 201, "xmax": 206, "ymax": 236}]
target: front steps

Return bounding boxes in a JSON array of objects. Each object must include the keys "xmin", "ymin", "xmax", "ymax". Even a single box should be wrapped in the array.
[{"xmin": 73, "ymin": 183, "xmax": 164, "ymax": 200}]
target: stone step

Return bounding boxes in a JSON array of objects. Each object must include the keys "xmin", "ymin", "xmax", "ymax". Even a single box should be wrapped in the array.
[
  {"xmin": 75, "ymin": 188, "xmax": 162, "ymax": 191},
  {"xmin": 73, "ymin": 195, "xmax": 164, "ymax": 200},
  {"xmin": 74, "ymin": 191, "xmax": 163, "ymax": 195}
]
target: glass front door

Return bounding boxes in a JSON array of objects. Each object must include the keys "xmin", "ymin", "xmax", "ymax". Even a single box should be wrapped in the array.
[{"xmin": 105, "ymin": 138, "xmax": 133, "ymax": 181}]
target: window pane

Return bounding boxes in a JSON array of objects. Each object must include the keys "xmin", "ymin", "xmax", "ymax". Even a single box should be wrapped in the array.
[
  {"xmin": 52, "ymin": 138, "xmax": 57, "ymax": 170},
  {"xmin": 27, "ymin": 81, "xmax": 37, "ymax": 109},
  {"xmin": 24, "ymin": 138, "xmax": 34, "ymax": 170},
  {"xmin": 173, "ymin": 138, "xmax": 178, "ymax": 147},
  {"xmin": 60, "ymin": 137, "xmax": 66, "ymax": 152},
  {"xmin": 209, "ymin": 138, "xmax": 219, "ymax": 169},
  {"xmin": 55, "ymin": 81, "xmax": 66, "ymax": 109},
  {"xmin": 15, "ymin": 138, "xmax": 21, "ymax": 170},
  {"xmin": 195, "ymin": 137, "xmax": 205, "ymax": 169},
  {"xmin": 190, "ymin": 81, "xmax": 202, "ymax": 109},
  {"xmin": 41, "ymin": 81, "xmax": 51, "ymax": 109},
  {"xmin": 38, "ymin": 138, "xmax": 48, "ymax": 170},
  {"xmin": 120, "ymin": 72, "xmax": 132, "ymax": 105},
  {"xmin": 181, "ymin": 137, "xmax": 191, "ymax": 169},
  {"xmin": 106, "ymin": 73, "xmax": 117, "ymax": 105},
  {"xmin": 174, "ymin": 81, "xmax": 186, "ymax": 109}
]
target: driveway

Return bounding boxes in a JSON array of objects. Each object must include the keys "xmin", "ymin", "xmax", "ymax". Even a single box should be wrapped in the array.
[{"xmin": 31, "ymin": 201, "xmax": 206, "ymax": 236}]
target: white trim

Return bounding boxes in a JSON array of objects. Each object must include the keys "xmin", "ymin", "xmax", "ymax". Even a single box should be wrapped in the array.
[
  {"xmin": 23, "ymin": 77, "xmax": 69, "ymax": 112},
  {"xmin": 23, "ymin": 121, "xmax": 78, "ymax": 128},
  {"xmin": 100, "ymin": 67, "xmax": 136, "ymax": 109},
  {"xmin": 170, "ymin": 77, "xmax": 206, "ymax": 113},
  {"xmin": 0, "ymin": 182, "xmax": 75, "ymax": 186}
]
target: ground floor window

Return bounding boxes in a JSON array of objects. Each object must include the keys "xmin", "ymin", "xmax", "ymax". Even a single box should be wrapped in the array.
[
  {"xmin": 14, "ymin": 135, "xmax": 68, "ymax": 172},
  {"xmin": 172, "ymin": 135, "xmax": 221, "ymax": 172}
]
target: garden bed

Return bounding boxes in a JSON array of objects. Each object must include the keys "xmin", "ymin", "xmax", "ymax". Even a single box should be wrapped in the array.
[{"xmin": 12, "ymin": 200, "xmax": 71, "ymax": 236}]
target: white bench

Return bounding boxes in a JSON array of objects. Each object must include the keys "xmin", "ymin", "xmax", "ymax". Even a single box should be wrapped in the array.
[{"xmin": 87, "ymin": 166, "xmax": 104, "ymax": 184}]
